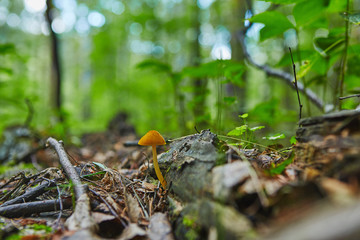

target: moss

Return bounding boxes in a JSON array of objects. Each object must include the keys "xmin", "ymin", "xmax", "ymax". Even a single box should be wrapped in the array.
[
  {"xmin": 215, "ymin": 156, "xmax": 226, "ymax": 166},
  {"xmin": 185, "ymin": 228, "xmax": 199, "ymax": 240},
  {"xmin": 29, "ymin": 224, "xmax": 52, "ymax": 233},
  {"xmin": 183, "ymin": 215, "xmax": 196, "ymax": 228}
]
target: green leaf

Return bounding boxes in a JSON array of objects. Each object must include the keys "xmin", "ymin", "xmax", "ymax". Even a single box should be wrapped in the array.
[
  {"xmin": 267, "ymin": 155, "xmax": 294, "ymax": 176},
  {"xmin": 341, "ymin": 12, "xmax": 360, "ymax": 25},
  {"xmin": 250, "ymin": 126, "xmax": 265, "ymax": 132},
  {"xmin": 293, "ymin": 0, "xmax": 330, "ymax": 26},
  {"xmin": 290, "ymin": 136, "xmax": 298, "ymax": 145},
  {"xmin": 223, "ymin": 96, "xmax": 236, "ymax": 105},
  {"xmin": 223, "ymin": 63, "xmax": 244, "ymax": 86},
  {"xmin": 227, "ymin": 125, "xmax": 248, "ymax": 136},
  {"xmin": 92, "ymin": 162, "xmax": 108, "ymax": 170},
  {"xmin": 239, "ymin": 113, "xmax": 248, "ymax": 119},
  {"xmin": 263, "ymin": 133, "xmax": 286, "ymax": 140},
  {"xmin": 277, "ymin": 50, "xmax": 314, "ymax": 67},
  {"xmin": 136, "ymin": 59, "xmax": 172, "ymax": 73},
  {"xmin": 250, "ymin": 11, "xmax": 294, "ymax": 41},
  {"xmin": 328, "ymin": 0, "xmax": 347, "ymax": 12},
  {"xmin": 314, "ymin": 37, "xmax": 344, "ymax": 54},
  {"xmin": 0, "ymin": 43, "xmax": 15, "ymax": 55},
  {"xmin": 296, "ymin": 36, "xmax": 343, "ymax": 78},
  {"xmin": 0, "ymin": 67, "xmax": 13, "ymax": 75},
  {"xmin": 182, "ymin": 60, "xmax": 244, "ymax": 80}
]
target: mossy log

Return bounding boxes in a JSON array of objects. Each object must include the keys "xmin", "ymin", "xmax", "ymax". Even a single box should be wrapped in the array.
[
  {"xmin": 295, "ymin": 109, "xmax": 360, "ymax": 178},
  {"xmin": 155, "ymin": 130, "xmax": 254, "ymax": 240}
]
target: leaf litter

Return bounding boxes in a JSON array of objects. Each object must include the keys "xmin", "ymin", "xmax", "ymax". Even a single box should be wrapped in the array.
[{"xmin": 0, "ymin": 111, "xmax": 359, "ymax": 239}]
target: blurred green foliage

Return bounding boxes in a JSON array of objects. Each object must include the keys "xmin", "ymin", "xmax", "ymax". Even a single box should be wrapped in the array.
[{"xmin": 0, "ymin": 0, "xmax": 358, "ymax": 142}]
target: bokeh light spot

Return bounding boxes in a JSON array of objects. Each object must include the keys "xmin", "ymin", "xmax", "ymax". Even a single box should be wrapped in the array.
[
  {"xmin": 24, "ymin": 0, "xmax": 46, "ymax": 13},
  {"xmin": 88, "ymin": 11, "xmax": 105, "ymax": 28}
]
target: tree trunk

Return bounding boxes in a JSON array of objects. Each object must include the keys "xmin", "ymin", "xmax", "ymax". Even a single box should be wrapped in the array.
[
  {"xmin": 190, "ymin": 2, "xmax": 207, "ymax": 129},
  {"xmin": 228, "ymin": 0, "xmax": 250, "ymax": 115},
  {"xmin": 45, "ymin": 0, "xmax": 62, "ymax": 120}
]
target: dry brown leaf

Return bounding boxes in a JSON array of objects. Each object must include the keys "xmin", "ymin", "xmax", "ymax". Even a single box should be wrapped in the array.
[
  {"xmin": 91, "ymin": 212, "xmax": 116, "ymax": 224},
  {"xmin": 117, "ymin": 223, "xmax": 146, "ymax": 240},
  {"xmin": 142, "ymin": 181, "xmax": 156, "ymax": 191},
  {"xmin": 147, "ymin": 213, "xmax": 174, "ymax": 240},
  {"xmin": 124, "ymin": 191, "xmax": 141, "ymax": 223},
  {"xmin": 320, "ymin": 178, "xmax": 356, "ymax": 204},
  {"xmin": 212, "ymin": 161, "xmax": 250, "ymax": 201}
]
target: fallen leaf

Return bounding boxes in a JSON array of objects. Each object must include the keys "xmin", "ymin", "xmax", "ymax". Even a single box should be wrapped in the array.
[{"xmin": 118, "ymin": 223, "xmax": 146, "ymax": 240}]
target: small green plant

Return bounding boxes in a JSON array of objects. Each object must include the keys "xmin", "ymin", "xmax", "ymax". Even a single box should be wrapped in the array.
[
  {"xmin": 262, "ymin": 133, "xmax": 285, "ymax": 140},
  {"xmin": 266, "ymin": 152, "xmax": 294, "ymax": 176},
  {"xmin": 227, "ymin": 113, "xmax": 265, "ymax": 148},
  {"xmin": 5, "ymin": 223, "xmax": 52, "ymax": 240},
  {"xmin": 182, "ymin": 215, "xmax": 200, "ymax": 240},
  {"xmin": 290, "ymin": 136, "xmax": 298, "ymax": 145}
]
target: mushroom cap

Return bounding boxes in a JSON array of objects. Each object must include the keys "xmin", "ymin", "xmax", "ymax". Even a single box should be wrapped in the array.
[{"xmin": 138, "ymin": 130, "xmax": 166, "ymax": 146}]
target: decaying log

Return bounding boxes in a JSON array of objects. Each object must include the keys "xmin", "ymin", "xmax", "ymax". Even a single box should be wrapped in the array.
[
  {"xmin": 295, "ymin": 110, "xmax": 360, "ymax": 176},
  {"xmin": 262, "ymin": 201, "xmax": 360, "ymax": 240},
  {"xmin": 296, "ymin": 109, "xmax": 360, "ymax": 142},
  {"xmin": 156, "ymin": 130, "xmax": 253, "ymax": 239}
]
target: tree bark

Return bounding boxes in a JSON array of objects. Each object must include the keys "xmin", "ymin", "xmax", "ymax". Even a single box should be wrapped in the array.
[
  {"xmin": 45, "ymin": 0, "xmax": 62, "ymax": 119},
  {"xmin": 190, "ymin": 1, "xmax": 207, "ymax": 129}
]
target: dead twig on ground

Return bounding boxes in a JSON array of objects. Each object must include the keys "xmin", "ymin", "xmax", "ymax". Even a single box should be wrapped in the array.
[
  {"xmin": 1, "ymin": 179, "xmax": 56, "ymax": 207},
  {"xmin": 228, "ymin": 145, "xmax": 269, "ymax": 207},
  {"xmin": 46, "ymin": 137, "xmax": 98, "ymax": 232},
  {"xmin": 46, "ymin": 138, "xmax": 86, "ymax": 199},
  {"xmin": 89, "ymin": 188, "xmax": 127, "ymax": 228},
  {"xmin": 0, "ymin": 198, "xmax": 72, "ymax": 218}
]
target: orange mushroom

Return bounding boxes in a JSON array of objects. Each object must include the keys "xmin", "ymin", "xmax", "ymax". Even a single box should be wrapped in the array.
[{"xmin": 138, "ymin": 130, "xmax": 167, "ymax": 189}]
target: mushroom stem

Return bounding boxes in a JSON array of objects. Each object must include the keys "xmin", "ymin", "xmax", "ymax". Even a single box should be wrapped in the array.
[{"xmin": 152, "ymin": 145, "xmax": 167, "ymax": 189}]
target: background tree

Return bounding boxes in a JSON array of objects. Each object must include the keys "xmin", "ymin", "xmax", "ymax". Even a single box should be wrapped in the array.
[{"xmin": 0, "ymin": 0, "xmax": 358, "ymax": 141}]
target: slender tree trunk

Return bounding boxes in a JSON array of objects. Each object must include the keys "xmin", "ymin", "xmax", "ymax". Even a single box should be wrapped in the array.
[
  {"xmin": 45, "ymin": 0, "xmax": 62, "ymax": 120},
  {"xmin": 228, "ymin": 0, "xmax": 250, "ymax": 115},
  {"xmin": 190, "ymin": 2, "xmax": 207, "ymax": 129}
]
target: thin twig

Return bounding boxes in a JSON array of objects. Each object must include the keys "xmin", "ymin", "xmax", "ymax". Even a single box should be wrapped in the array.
[
  {"xmin": 131, "ymin": 185, "xmax": 149, "ymax": 219},
  {"xmin": 89, "ymin": 188, "xmax": 127, "ymax": 228},
  {"xmin": 236, "ymin": 30, "xmax": 324, "ymax": 110},
  {"xmin": 339, "ymin": 94, "xmax": 360, "ymax": 100},
  {"xmin": 339, "ymin": 0, "xmax": 350, "ymax": 110},
  {"xmin": 47, "ymin": 137, "xmax": 98, "ymax": 232},
  {"xmin": 1, "ymin": 180, "xmax": 56, "ymax": 207},
  {"xmin": 0, "ymin": 198, "xmax": 72, "ymax": 218},
  {"xmin": 0, "ymin": 173, "xmax": 26, "ymax": 202},
  {"xmin": 289, "ymin": 47, "xmax": 303, "ymax": 125},
  {"xmin": 228, "ymin": 145, "xmax": 269, "ymax": 207},
  {"xmin": 24, "ymin": 98, "xmax": 34, "ymax": 126},
  {"xmin": 0, "ymin": 172, "xmax": 24, "ymax": 190},
  {"xmin": 53, "ymin": 185, "xmax": 64, "ymax": 231},
  {"xmin": 46, "ymin": 137, "xmax": 86, "ymax": 199}
]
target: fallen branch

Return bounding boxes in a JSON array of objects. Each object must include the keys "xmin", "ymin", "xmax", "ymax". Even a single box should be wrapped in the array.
[
  {"xmin": 1, "ymin": 180, "xmax": 56, "ymax": 207},
  {"xmin": 46, "ymin": 138, "xmax": 86, "ymax": 199},
  {"xmin": 0, "ymin": 198, "xmax": 72, "ymax": 218},
  {"xmin": 46, "ymin": 137, "xmax": 98, "ymax": 232},
  {"xmin": 236, "ymin": 30, "xmax": 324, "ymax": 110}
]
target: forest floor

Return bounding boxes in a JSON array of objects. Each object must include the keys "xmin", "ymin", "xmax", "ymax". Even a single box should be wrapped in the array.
[{"xmin": 0, "ymin": 111, "xmax": 359, "ymax": 240}]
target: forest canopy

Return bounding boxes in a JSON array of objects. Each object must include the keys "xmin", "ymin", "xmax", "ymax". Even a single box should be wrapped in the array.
[{"xmin": 0, "ymin": 0, "xmax": 359, "ymax": 141}]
